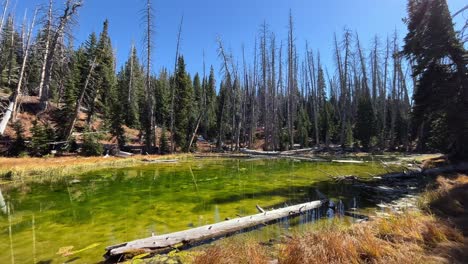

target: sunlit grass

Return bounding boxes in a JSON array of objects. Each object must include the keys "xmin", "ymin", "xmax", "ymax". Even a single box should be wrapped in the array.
[{"xmin": 0, "ymin": 154, "xmax": 193, "ymax": 182}]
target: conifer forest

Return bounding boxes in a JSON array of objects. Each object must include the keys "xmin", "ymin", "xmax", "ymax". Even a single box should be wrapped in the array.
[
  {"xmin": 0, "ymin": 0, "xmax": 466, "ymax": 160},
  {"xmin": 1, "ymin": 1, "xmax": 468, "ymax": 263}
]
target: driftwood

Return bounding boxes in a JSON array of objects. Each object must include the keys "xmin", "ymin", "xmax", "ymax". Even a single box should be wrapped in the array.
[
  {"xmin": 141, "ymin": 159, "xmax": 178, "ymax": 163},
  {"xmin": 379, "ymin": 162, "xmax": 468, "ymax": 180},
  {"xmin": 115, "ymin": 151, "xmax": 134, "ymax": 158},
  {"xmin": 332, "ymin": 159, "xmax": 365, "ymax": 164},
  {"xmin": 105, "ymin": 200, "xmax": 326, "ymax": 259},
  {"xmin": 240, "ymin": 148, "xmax": 281, "ymax": 156}
]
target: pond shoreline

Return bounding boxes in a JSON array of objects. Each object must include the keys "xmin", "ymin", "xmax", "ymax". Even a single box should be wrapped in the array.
[{"xmin": 0, "ymin": 152, "xmax": 441, "ymax": 183}]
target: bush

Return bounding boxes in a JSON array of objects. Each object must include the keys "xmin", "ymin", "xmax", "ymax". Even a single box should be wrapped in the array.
[
  {"xmin": 8, "ymin": 120, "xmax": 27, "ymax": 156},
  {"xmin": 81, "ymin": 131, "xmax": 104, "ymax": 156},
  {"xmin": 30, "ymin": 120, "xmax": 55, "ymax": 156},
  {"xmin": 159, "ymin": 126, "xmax": 170, "ymax": 154}
]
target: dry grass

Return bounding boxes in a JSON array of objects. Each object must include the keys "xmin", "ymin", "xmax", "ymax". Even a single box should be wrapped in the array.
[
  {"xmin": 278, "ymin": 212, "xmax": 462, "ymax": 264},
  {"xmin": 192, "ymin": 213, "xmax": 463, "ymax": 264},
  {"xmin": 0, "ymin": 154, "xmax": 193, "ymax": 181},
  {"xmin": 192, "ymin": 239, "xmax": 269, "ymax": 264}
]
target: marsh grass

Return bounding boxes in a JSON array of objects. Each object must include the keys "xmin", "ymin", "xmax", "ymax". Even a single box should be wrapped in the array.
[
  {"xmin": 0, "ymin": 154, "xmax": 192, "ymax": 182},
  {"xmin": 279, "ymin": 212, "xmax": 462, "ymax": 264},
  {"xmin": 192, "ymin": 212, "xmax": 463, "ymax": 264}
]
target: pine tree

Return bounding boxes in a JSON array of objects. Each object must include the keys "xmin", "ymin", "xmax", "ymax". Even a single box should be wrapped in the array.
[
  {"xmin": 8, "ymin": 120, "xmax": 26, "ymax": 156},
  {"xmin": 120, "ymin": 46, "xmax": 144, "ymax": 128},
  {"xmin": 30, "ymin": 120, "xmax": 54, "ymax": 156},
  {"xmin": 297, "ymin": 106, "xmax": 311, "ymax": 147},
  {"xmin": 404, "ymin": 0, "xmax": 468, "ymax": 159},
  {"xmin": 355, "ymin": 96, "xmax": 375, "ymax": 150},
  {"xmin": 174, "ymin": 56, "xmax": 193, "ymax": 151},
  {"xmin": 81, "ymin": 129, "xmax": 104, "ymax": 156},
  {"xmin": 202, "ymin": 66, "xmax": 217, "ymax": 140},
  {"xmin": 0, "ymin": 15, "xmax": 20, "ymax": 90},
  {"xmin": 159, "ymin": 125, "xmax": 169, "ymax": 154},
  {"xmin": 154, "ymin": 68, "xmax": 170, "ymax": 127}
]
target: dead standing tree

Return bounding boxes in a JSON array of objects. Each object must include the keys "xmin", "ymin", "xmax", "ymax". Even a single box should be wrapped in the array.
[
  {"xmin": 0, "ymin": 9, "xmax": 37, "ymax": 135},
  {"xmin": 142, "ymin": 0, "xmax": 156, "ymax": 153},
  {"xmin": 39, "ymin": 0, "xmax": 82, "ymax": 112},
  {"xmin": 170, "ymin": 15, "xmax": 183, "ymax": 153}
]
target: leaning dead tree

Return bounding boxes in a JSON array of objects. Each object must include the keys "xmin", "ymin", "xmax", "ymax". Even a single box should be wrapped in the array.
[
  {"xmin": 0, "ymin": 0, "xmax": 9, "ymax": 37},
  {"xmin": 64, "ymin": 56, "xmax": 98, "ymax": 140},
  {"xmin": 170, "ymin": 15, "xmax": 183, "ymax": 153},
  {"xmin": 0, "ymin": 9, "xmax": 37, "ymax": 135},
  {"xmin": 37, "ymin": 0, "xmax": 53, "ymax": 99},
  {"xmin": 39, "ymin": 0, "xmax": 82, "ymax": 111}
]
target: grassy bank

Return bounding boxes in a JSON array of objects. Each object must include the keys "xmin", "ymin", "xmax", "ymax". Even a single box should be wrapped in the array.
[
  {"xmin": 0, "ymin": 154, "xmax": 193, "ymax": 182},
  {"xmin": 186, "ymin": 172, "xmax": 468, "ymax": 264}
]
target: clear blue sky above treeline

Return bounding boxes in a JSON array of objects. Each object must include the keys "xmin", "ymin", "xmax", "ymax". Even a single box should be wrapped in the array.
[{"xmin": 13, "ymin": 0, "xmax": 467, "ymax": 80}]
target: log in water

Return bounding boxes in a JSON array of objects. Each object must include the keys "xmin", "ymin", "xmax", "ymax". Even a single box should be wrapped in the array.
[{"xmin": 105, "ymin": 199, "xmax": 327, "ymax": 258}]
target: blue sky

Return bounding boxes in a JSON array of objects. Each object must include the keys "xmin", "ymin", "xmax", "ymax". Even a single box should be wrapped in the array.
[{"xmin": 12, "ymin": 0, "xmax": 467, "ymax": 79}]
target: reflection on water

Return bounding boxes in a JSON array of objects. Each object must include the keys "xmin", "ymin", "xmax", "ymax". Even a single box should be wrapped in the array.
[{"xmin": 0, "ymin": 158, "xmax": 392, "ymax": 263}]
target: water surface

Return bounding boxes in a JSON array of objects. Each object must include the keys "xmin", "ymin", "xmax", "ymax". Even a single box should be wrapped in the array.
[{"xmin": 0, "ymin": 158, "xmax": 393, "ymax": 263}]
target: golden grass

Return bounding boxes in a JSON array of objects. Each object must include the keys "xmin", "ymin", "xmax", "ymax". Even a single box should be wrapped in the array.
[
  {"xmin": 0, "ymin": 154, "xmax": 193, "ymax": 182},
  {"xmin": 277, "ymin": 212, "xmax": 462, "ymax": 264},
  {"xmin": 192, "ymin": 239, "xmax": 269, "ymax": 264},
  {"xmin": 191, "ymin": 212, "xmax": 463, "ymax": 264}
]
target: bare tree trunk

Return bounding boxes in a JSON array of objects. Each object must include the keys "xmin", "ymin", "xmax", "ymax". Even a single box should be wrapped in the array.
[
  {"xmin": 38, "ymin": 0, "xmax": 52, "ymax": 98},
  {"xmin": 0, "ymin": 0, "xmax": 9, "ymax": 35},
  {"xmin": 65, "ymin": 57, "xmax": 98, "ymax": 140},
  {"xmin": 0, "ymin": 9, "xmax": 36, "ymax": 135},
  {"xmin": 287, "ymin": 12, "xmax": 295, "ymax": 150},
  {"xmin": 382, "ymin": 37, "xmax": 390, "ymax": 148},
  {"xmin": 389, "ymin": 33, "xmax": 398, "ymax": 149},
  {"xmin": 142, "ymin": 0, "xmax": 156, "ymax": 152},
  {"xmin": 170, "ymin": 16, "xmax": 183, "ymax": 153},
  {"xmin": 39, "ymin": 0, "xmax": 83, "ymax": 111},
  {"xmin": 188, "ymin": 114, "xmax": 202, "ymax": 152}
]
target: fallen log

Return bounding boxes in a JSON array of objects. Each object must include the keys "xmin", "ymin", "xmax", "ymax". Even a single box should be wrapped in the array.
[
  {"xmin": 380, "ymin": 162, "xmax": 468, "ymax": 180},
  {"xmin": 115, "ymin": 150, "xmax": 134, "ymax": 158},
  {"xmin": 141, "ymin": 159, "xmax": 178, "ymax": 163},
  {"xmin": 240, "ymin": 148, "xmax": 281, "ymax": 156},
  {"xmin": 331, "ymin": 159, "xmax": 365, "ymax": 164},
  {"xmin": 105, "ymin": 200, "xmax": 326, "ymax": 259}
]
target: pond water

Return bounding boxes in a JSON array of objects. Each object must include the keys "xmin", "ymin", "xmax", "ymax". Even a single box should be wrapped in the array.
[{"xmin": 0, "ymin": 158, "xmax": 396, "ymax": 263}]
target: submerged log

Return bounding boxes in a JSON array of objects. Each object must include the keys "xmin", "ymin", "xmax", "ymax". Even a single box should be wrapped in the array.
[{"xmin": 105, "ymin": 200, "xmax": 326, "ymax": 259}]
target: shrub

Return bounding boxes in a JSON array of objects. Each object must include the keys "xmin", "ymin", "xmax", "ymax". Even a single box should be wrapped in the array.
[
  {"xmin": 81, "ymin": 131, "xmax": 104, "ymax": 156},
  {"xmin": 8, "ymin": 120, "xmax": 27, "ymax": 156}
]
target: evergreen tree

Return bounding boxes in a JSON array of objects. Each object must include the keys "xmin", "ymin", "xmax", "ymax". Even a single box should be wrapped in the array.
[
  {"xmin": 117, "ymin": 46, "xmax": 144, "ymax": 128},
  {"xmin": 355, "ymin": 96, "xmax": 375, "ymax": 150},
  {"xmin": 154, "ymin": 69, "xmax": 170, "ymax": 126},
  {"xmin": 403, "ymin": 0, "xmax": 468, "ymax": 159},
  {"xmin": 297, "ymin": 106, "xmax": 311, "ymax": 147},
  {"xmin": 174, "ymin": 56, "xmax": 193, "ymax": 151},
  {"xmin": 0, "ymin": 15, "xmax": 20, "ymax": 91},
  {"xmin": 30, "ymin": 120, "xmax": 55, "ymax": 156},
  {"xmin": 159, "ymin": 125, "xmax": 170, "ymax": 154},
  {"xmin": 81, "ymin": 130, "xmax": 104, "ymax": 156},
  {"xmin": 8, "ymin": 120, "xmax": 26, "ymax": 156},
  {"xmin": 202, "ymin": 66, "xmax": 217, "ymax": 140}
]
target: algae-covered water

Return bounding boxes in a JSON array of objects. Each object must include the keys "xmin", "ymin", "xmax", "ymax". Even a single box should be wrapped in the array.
[{"xmin": 0, "ymin": 158, "xmax": 394, "ymax": 263}]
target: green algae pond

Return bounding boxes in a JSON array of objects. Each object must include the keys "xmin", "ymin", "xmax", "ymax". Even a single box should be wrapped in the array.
[{"xmin": 0, "ymin": 157, "xmax": 402, "ymax": 263}]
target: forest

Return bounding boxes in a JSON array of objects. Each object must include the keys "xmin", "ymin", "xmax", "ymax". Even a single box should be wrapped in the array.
[
  {"xmin": 0, "ymin": 0, "xmax": 466, "ymax": 160},
  {"xmin": 1, "ymin": 1, "xmax": 468, "ymax": 263}
]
